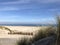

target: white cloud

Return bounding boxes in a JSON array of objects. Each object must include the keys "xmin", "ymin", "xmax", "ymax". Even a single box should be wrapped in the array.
[
  {"xmin": 36, "ymin": 0, "xmax": 60, "ymax": 3},
  {"xmin": 41, "ymin": 18, "xmax": 56, "ymax": 24},
  {"xmin": 46, "ymin": 8, "xmax": 60, "ymax": 13},
  {"xmin": 29, "ymin": 17, "xmax": 56, "ymax": 24},
  {"xmin": 49, "ymin": 9, "xmax": 60, "ymax": 11},
  {"xmin": 0, "ymin": 0, "xmax": 31, "ymax": 4},
  {"xmin": 0, "ymin": 7, "xmax": 19, "ymax": 11},
  {"xmin": 0, "ymin": 6, "xmax": 35, "ymax": 11},
  {"xmin": 0, "ymin": 0, "xmax": 60, "ymax": 5}
]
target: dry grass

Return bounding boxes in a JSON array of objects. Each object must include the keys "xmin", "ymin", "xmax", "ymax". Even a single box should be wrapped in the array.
[
  {"xmin": 0, "ymin": 25, "xmax": 57, "ymax": 45},
  {"xmin": 17, "ymin": 37, "xmax": 32, "ymax": 45},
  {"xmin": 31, "ymin": 25, "xmax": 57, "ymax": 43},
  {"xmin": 16, "ymin": 25, "xmax": 57, "ymax": 45},
  {"xmin": 56, "ymin": 16, "xmax": 60, "ymax": 45},
  {"xmin": 0, "ymin": 26, "xmax": 12, "ymax": 32},
  {"xmin": 0, "ymin": 26, "xmax": 33, "ymax": 35}
]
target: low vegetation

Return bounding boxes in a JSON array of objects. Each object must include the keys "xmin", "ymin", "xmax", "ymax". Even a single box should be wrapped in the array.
[
  {"xmin": 56, "ymin": 16, "xmax": 60, "ymax": 45},
  {"xmin": 17, "ymin": 37, "xmax": 32, "ymax": 45},
  {"xmin": 8, "ymin": 31, "xmax": 33, "ymax": 35},
  {"xmin": 0, "ymin": 24, "xmax": 57, "ymax": 45},
  {"xmin": 31, "ymin": 25, "xmax": 57, "ymax": 43},
  {"xmin": 0, "ymin": 26, "xmax": 33, "ymax": 35},
  {"xmin": 17, "ymin": 25, "xmax": 57, "ymax": 45}
]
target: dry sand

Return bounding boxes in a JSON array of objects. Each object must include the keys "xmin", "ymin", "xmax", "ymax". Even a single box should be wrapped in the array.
[
  {"xmin": 0, "ymin": 26, "xmax": 46, "ymax": 45},
  {"xmin": 0, "ymin": 26, "xmax": 42, "ymax": 38}
]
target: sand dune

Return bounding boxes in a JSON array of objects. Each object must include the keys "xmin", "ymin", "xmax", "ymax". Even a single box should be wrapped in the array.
[
  {"xmin": 0, "ymin": 26, "xmax": 43, "ymax": 38},
  {"xmin": 0, "ymin": 26, "xmax": 48, "ymax": 45},
  {"xmin": 5, "ymin": 26, "xmax": 40, "ymax": 32}
]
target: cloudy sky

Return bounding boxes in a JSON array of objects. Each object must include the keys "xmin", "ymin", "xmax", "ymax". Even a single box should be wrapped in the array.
[{"xmin": 0, "ymin": 0, "xmax": 60, "ymax": 24}]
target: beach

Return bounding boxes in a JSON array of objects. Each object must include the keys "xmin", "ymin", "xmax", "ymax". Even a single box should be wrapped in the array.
[
  {"xmin": 0, "ymin": 26, "xmax": 44, "ymax": 45},
  {"xmin": 0, "ymin": 26, "xmax": 56, "ymax": 45},
  {"xmin": 0, "ymin": 26, "xmax": 43, "ymax": 38}
]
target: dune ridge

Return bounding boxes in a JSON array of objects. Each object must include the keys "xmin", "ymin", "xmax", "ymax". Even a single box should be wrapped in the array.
[{"xmin": 0, "ymin": 26, "xmax": 41, "ymax": 38}]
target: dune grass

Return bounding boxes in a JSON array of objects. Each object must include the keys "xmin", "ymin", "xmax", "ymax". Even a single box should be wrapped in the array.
[
  {"xmin": 57, "ymin": 16, "xmax": 60, "ymax": 40},
  {"xmin": 31, "ymin": 26, "xmax": 56, "ymax": 43},
  {"xmin": 17, "ymin": 25, "xmax": 57, "ymax": 45},
  {"xmin": 0, "ymin": 26, "xmax": 12, "ymax": 32},
  {"xmin": 56, "ymin": 16, "xmax": 60, "ymax": 45},
  {"xmin": 17, "ymin": 37, "xmax": 32, "ymax": 45}
]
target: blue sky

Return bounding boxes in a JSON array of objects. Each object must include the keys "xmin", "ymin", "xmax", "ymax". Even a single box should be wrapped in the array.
[{"xmin": 0, "ymin": 0, "xmax": 60, "ymax": 24}]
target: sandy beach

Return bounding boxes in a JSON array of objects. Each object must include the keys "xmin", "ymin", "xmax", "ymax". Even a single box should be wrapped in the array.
[
  {"xmin": 0, "ymin": 26, "xmax": 41, "ymax": 45},
  {"xmin": 0, "ymin": 26, "xmax": 47, "ymax": 45},
  {"xmin": 0, "ymin": 26, "xmax": 44, "ymax": 38}
]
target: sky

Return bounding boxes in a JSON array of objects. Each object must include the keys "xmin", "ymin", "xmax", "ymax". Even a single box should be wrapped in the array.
[{"xmin": 0, "ymin": 0, "xmax": 60, "ymax": 24}]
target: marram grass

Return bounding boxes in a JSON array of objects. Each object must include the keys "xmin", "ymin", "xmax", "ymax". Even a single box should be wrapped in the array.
[
  {"xmin": 17, "ymin": 25, "xmax": 56, "ymax": 45},
  {"xmin": 32, "ymin": 26, "xmax": 56, "ymax": 43},
  {"xmin": 17, "ymin": 37, "xmax": 32, "ymax": 45}
]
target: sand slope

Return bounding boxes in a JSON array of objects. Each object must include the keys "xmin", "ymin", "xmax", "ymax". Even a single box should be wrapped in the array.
[{"xmin": 0, "ymin": 26, "xmax": 42, "ymax": 38}]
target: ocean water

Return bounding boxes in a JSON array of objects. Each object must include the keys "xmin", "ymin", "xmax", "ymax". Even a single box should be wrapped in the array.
[{"xmin": 0, "ymin": 24, "xmax": 57, "ymax": 26}]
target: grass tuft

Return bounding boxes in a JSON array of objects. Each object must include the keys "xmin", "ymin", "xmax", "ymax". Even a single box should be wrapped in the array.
[
  {"xmin": 17, "ymin": 37, "xmax": 32, "ymax": 45},
  {"xmin": 32, "ymin": 26, "xmax": 56, "ymax": 43}
]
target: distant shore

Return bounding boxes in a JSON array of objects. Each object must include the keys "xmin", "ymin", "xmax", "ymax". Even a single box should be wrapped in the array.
[{"xmin": 0, "ymin": 24, "xmax": 57, "ymax": 26}]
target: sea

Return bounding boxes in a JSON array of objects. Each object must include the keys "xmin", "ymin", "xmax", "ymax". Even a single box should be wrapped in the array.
[{"xmin": 0, "ymin": 24, "xmax": 57, "ymax": 26}]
